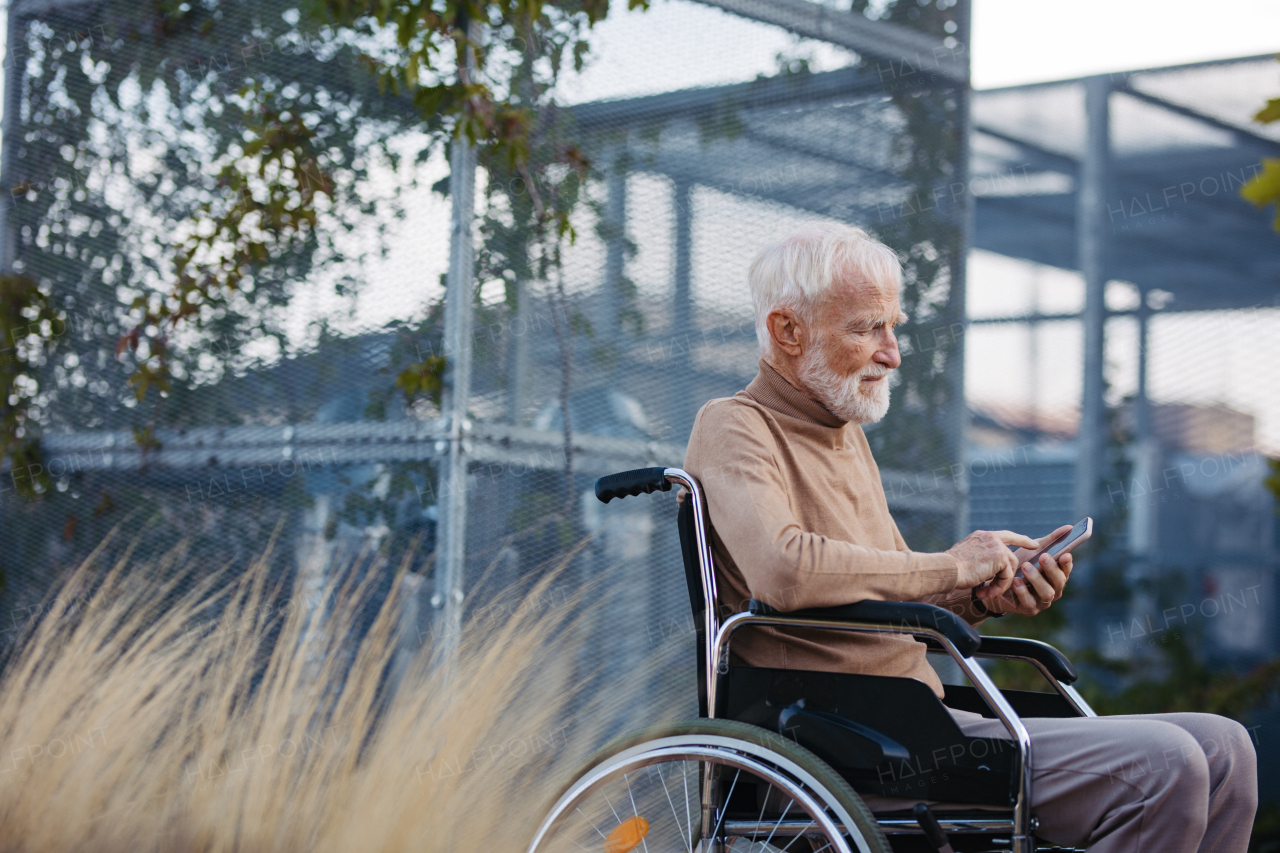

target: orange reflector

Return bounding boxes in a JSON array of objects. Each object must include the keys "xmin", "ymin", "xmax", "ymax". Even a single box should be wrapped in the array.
[{"xmin": 603, "ymin": 816, "xmax": 649, "ymax": 853}]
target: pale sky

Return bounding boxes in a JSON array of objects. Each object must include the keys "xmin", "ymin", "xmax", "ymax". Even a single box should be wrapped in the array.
[{"xmin": 972, "ymin": 0, "xmax": 1280, "ymax": 89}]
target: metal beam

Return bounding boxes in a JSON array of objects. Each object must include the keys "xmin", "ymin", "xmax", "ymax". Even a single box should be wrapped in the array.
[
  {"xmin": 970, "ymin": 310, "xmax": 1135, "ymax": 325},
  {"xmin": 1116, "ymin": 84, "xmax": 1280, "ymax": 156},
  {"xmin": 10, "ymin": 0, "xmax": 102, "ymax": 14},
  {"xmin": 690, "ymin": 0, "xmax": 967, "ymax": 85},
  {"xmin": 977, "ymin": 53, "xmax": 1277, "ymax": 95},
  {"xmin": 573, "ymin": 64, "xmax": 905, "ymax": 131},
  {"xmin": 1074, "ymin": 76, "xmax": 1110, "ymax": 521},
  {"xmin": 974, "ymin": 125, "xmax": 1077, "ymax": 175},
  {"xmin": 34, "ymin": 421, "xmax": 947, "ymax": 511}
]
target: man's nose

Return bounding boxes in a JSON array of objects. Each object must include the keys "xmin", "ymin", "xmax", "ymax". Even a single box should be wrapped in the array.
[{"xmin": 876, "ymin": 330, "xmax": 902, "ymax": 370}]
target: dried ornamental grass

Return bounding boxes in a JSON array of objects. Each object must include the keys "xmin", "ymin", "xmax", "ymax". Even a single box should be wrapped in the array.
[{"xmin": 0, "ymin": 532, "xmax": 674, "ymax": 852}]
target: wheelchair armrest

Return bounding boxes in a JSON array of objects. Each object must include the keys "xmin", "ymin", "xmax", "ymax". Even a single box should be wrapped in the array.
[
  {"xmin": 747, "ymin": 599, "xmax": 981, "ymax": 658},
  {"xmin": 971, "ymin": 636, "xmax": 1078, "ymax": 684},
  {"xmin": 918, "ymin": 634, "xmax": 1078, "ymax": 684}
]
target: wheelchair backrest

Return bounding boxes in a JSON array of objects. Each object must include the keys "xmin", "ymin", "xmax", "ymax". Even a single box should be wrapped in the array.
[{"xmin": 594, "ymin": 467, "xmax": 719, "ymax": 716}]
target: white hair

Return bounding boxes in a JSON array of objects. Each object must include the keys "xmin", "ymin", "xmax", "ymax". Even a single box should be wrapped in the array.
[{"xmin": 747, "ymin": 223, "xmax": 902, "ymax": 356}]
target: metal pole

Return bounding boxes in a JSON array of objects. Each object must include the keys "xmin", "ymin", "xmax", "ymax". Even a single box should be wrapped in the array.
[
  {"xmin": 1128, "ymin": 295, "xmax": 1157, "ymax": 561},
  {"xmin": 1135, "ymin": 295, "xmax": 1151, "ymax": 444},
  {"xmin": 602, "ymin": 149, "xmax": 626, "ymax": 345},
  {"xmin": 947, "ymin": 0, "xmax": 974, "ymax": 540},
  {"xmin": 508, "ymin": 277, "xmax": 530, "ymax": 424},
  {"xmin": 673, "ymin": 178, "xmax": 694, "ymax": 440},
  {"xmin": 1074, "ymin": 75, "xmax": 1111, "ymax": 521},
  {"xmin": 433, "ymin": 20, "xmax": 480, "ymax": 654},
  {"xmin": 0, "ymin": 6, "xmax": 25, "ymax": 273}
]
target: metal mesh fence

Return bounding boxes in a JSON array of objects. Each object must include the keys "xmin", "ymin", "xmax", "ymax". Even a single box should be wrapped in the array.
[
  {"xmin": 4, "ymin": 0, "xmax": 1278, "ymax": 738},
  {"xmin": 0, "ymin": 0, "xmax": 971, "ymax": 716}
]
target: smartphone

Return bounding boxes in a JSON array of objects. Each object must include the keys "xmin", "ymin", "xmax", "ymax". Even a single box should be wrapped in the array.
[{"xmin": 1015, "ymin": 517, "xmax": 1092, "ymax": 577}]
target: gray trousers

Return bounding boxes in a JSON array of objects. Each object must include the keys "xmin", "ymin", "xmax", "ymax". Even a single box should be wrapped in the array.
[{"xmin": 863, "ymin": 709, "xmax": 1258, "ymax": 852}]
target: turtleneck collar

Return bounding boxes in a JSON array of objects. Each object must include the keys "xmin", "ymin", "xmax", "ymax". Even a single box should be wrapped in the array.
[{"xmin": 742, "ymin": 359, "xmax": 847, "ymax": 429}]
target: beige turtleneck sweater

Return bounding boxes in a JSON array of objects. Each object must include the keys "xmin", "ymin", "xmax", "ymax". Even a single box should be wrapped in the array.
[{"xmin": 684, "ymin": 359, "xmax": 984, "ymax": 698}]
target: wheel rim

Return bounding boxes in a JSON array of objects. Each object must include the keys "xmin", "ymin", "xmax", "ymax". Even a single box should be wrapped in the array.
[{"xmin": 529, "ymin": 734, "xmax": 876, "ymax": 853}]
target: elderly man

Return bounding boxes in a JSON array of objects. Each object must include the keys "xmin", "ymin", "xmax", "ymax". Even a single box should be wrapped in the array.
[{"xmin": 683, "ymin": 223, "xmax": 1257, "ymax": 852}]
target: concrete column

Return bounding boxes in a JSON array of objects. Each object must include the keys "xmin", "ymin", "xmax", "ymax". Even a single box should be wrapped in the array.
[{"xmin": 1074, "ymin": 75, "xmax": 1111, "ymax": 521}]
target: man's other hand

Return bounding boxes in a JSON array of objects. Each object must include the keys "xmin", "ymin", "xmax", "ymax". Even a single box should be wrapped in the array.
[
  {"xmin": 946, "ymin": 530, "xmax": 1037, "ymax": 599},
  {"xmin": 982, "ymin": 524, "xmax": 1075, "ymax": 617}
]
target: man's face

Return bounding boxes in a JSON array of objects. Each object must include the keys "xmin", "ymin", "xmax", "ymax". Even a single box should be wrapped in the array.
[{"xmin": 797, "ymin": 273, "xmax": 905, "ymax": 424}]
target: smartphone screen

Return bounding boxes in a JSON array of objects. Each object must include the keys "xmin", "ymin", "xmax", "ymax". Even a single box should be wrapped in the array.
[
  {"xmin": 1046, "ymin": 518, "xmax": 1091, "ymax": 559},
  {"xmin": 1015, "ymin": 518, "xmax": 1091, "ymax": 577}
]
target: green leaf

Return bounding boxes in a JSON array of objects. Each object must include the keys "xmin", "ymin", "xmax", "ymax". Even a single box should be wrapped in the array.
[
  {"xmin": 1254, "ymin": 97, "xmax": 1280, "ymax": 125},
  {"xmin": 1240, "ymin": 158, "xmax": 1280, "ymax": 208}
]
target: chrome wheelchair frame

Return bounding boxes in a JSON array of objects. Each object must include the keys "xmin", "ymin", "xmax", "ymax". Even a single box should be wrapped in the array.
[{"xmin": 530, "ymin": 467, "xmax": 1097, "ymax": 853}]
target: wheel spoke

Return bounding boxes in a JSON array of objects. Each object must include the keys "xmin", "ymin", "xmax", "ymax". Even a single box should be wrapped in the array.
[
  {"xmin": 602, "ymin": 790, "xmax": 624, "ymax": 825},
  {"xmin": 653, "ymin": 762, "xmax": 691, "ymax": 850},
  {"xmin": 533, "ymin": 727, "xmax": 876, "ymax": 853},
  {"xmin": 682, "ymin": 761, "xmax": 693, "ymax": 852},
  {"xmin": 777, "ymin": 819, "xmax": 817, "ymax": 852},
  {"xmin": 759, "ymin": 794, "xmax": 793, "ymax": 849},
  {"xmin": 575, "ymin": 806, "xmax": 609, "ymax": 841},
  {"xmin": 622, "ymin": 773, "xmax": 651, "ymax": 853},
  {"xmin": 710, "ymin": 768, "xmax": 742, "ymax": 841}
]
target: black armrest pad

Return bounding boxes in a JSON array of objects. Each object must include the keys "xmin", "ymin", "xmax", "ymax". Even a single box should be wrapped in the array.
[
  {"xmin": 918, "ymin": 634, "xmax": 1078, "ymax": 684},
  {"xmin": 748, "ymin": 599, "xmax": 981, "ymax": 658},
  {"xmin": 975, "ymin": 636, "xmax": 1078, "ymax": 684}
]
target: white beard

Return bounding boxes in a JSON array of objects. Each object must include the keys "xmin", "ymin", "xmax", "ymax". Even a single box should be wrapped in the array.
[{"xmin": 797, "ymin": 348, "xmax": 892, "ymax": 425}]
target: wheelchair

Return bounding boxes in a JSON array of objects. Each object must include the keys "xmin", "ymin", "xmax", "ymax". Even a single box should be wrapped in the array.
[{"xmin": 528, "ymin": 468, "xmax": 1098, "ymax": 853}]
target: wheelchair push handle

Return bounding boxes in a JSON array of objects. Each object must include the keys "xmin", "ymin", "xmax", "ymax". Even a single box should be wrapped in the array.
[{"xmin": 595, "ymin": 467, "xmax": 673, "ymax": 503}]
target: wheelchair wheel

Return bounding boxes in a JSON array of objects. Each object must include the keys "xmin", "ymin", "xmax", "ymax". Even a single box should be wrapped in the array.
[{"xmin": 528, "ymin": 718, "xmax": 890, "ymax": 853}]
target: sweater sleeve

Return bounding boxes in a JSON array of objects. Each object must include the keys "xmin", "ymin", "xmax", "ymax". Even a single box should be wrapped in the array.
[
  {"xmin": 891, "ymin": 516, "xmax": 988, "ymax": 624},
  {"xmin": 688, "ymin": 402, "xmax": 959, "ymax": 611}
]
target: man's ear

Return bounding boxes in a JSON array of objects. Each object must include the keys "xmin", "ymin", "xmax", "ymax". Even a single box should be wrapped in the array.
[{"xmin": 766, "ymin": 308, "xmax": 805, "ymax": 357}]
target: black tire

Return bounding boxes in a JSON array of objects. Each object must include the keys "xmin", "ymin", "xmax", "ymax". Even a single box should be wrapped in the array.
[{"xmin": 528, "ymin": 717, "xmax": 891, "ymax": 853}]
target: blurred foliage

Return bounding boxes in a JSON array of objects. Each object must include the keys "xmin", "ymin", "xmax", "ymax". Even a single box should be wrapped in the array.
[
  {"xmin": 1255, "ymin": 803, "xmax": 1280, "ymax": 853},
  {"xmin": 0, "ymin": 275, "xmax": 64, "ymax": 500},
  {"xmin": 2, "ymin": 0, "xmax": 650, "ymax": 469},
  {"xmin": 5, "ymin": 1, "xmax": 405, "ymax": 448}
]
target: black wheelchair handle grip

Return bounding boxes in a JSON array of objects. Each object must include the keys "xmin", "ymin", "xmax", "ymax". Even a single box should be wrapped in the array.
[{"xmin": 595, "ymin": 468, "xmax": 672, "ymax": 503}]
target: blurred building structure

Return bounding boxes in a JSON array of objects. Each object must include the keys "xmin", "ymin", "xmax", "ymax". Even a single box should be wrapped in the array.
[
  {"xmin": 0, "ymin": 0, "xmax": 1276, "ymax": 685},
  {"xmin": 966, "ymin": 55, "xmax": 1280, "ymax": 663}
]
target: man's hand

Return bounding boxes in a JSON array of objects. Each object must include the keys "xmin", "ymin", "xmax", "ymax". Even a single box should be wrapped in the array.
[
  {"xmin": 946, "ymin": 530, "xmax": 1037, "ymax": 599},
  {"xmin": 982, "ymin": 524, "xmax": 1075, "ymax": 617}
]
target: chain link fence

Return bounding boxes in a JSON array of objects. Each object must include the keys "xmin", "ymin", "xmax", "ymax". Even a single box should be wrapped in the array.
[{"xmin": 0, "ymin": 0, "xmax": 972, "ymax": 716}]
